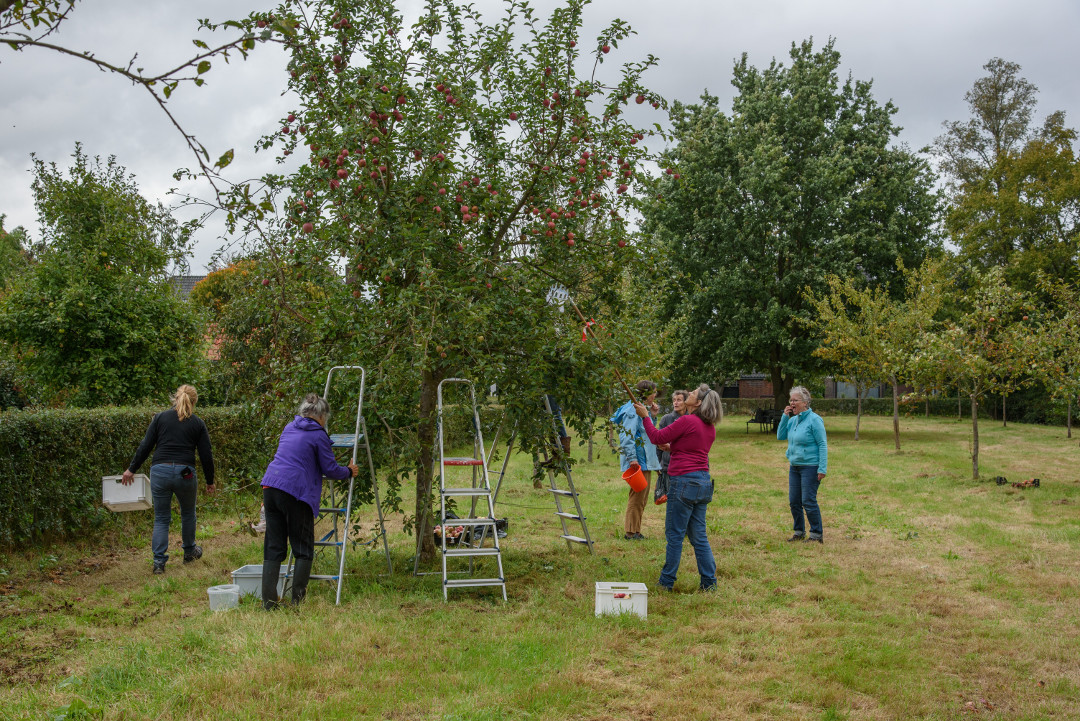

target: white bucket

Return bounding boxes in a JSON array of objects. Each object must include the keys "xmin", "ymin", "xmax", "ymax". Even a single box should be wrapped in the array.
[{"xmin": 207, "ymin": 584, "xmax": 240, "ymax": 612}]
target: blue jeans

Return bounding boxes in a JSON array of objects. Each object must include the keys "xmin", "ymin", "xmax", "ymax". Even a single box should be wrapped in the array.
[
  {"xmin": 150, "ymin": 463, "xmax": 198, "ymax": 564},
  {"xmin": 659, "ymin": 471, "xmax": 717, "ymax": 590},
  {"xmin": 789, "ymin": 465, "xmax": 822, "ymax": 538}
]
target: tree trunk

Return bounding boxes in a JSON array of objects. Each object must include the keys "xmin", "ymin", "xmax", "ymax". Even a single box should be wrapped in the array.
[
  {"xmin": 855, "ymin": 391, "xmax": 862, "ymax": 440},
  {"xmin": 971, "ymin": 393, "xmax": 980, "ymax": 480},
  {"xmin": 923, "ymin": 387, "xmax": 929, "ymax": 418},
  {"xmin": 1002, "ymin": 392, "xmax": 1008, "ymax": 428},
  {"xmin": 414, "ymin": 369, "xmax": 440, "ymax": 563},
  {"xmin": 587, "ymin": 426, "xmax": 594, "ymax": 462},
  {"xmin": 957, "ymin": 393, "xmax": 961, "ymax": 420},
  {"xmin": 770, "ymin": 356, "xmax": 793, "ymax": 411},
  {"xmin": 1068, "ymin": 398, "xmax": 1073, "ymax": 440},
  {"xmin": 892, "ymin": 377, "xmax": 901, "ymax": 451}
]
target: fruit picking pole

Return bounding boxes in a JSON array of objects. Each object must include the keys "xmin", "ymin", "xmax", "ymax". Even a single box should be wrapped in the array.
[{"xmin": 567, "ymin": 298, "xmax": 637, "ymax": 405}]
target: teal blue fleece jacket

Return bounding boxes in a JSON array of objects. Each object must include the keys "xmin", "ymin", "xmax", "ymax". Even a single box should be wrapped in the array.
[{"xmin": 776, "ymin": 408, "xmax": 828, "ymax": 475}]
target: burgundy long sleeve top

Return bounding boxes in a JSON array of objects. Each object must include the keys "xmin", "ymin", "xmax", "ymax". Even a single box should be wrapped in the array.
[{"xmin": 641, "ymin": 413, "xmax": 715, "ymax": 477}]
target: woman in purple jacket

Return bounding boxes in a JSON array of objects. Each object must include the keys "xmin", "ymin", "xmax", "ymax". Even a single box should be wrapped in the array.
[{"xmin": 261, "ymin": 393, "xmax": 358, "ymax": 609}]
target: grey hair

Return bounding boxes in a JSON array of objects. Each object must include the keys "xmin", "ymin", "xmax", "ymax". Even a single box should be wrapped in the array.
[
  {"xmin": 790, "ymin": 386, "xmax": 812, "ymax": 405},
  {"xmin": 297, "ymin": 393, "xmax": 330, "ymax": 422},
  {"xmin": 693, "ymin": 383, "xmax": 724, "ymax": 426}
]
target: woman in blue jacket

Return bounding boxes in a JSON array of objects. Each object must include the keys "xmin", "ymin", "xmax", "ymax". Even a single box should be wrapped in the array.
[
  {"xmin": 776, "ymin": 386, "xmax": 828, "ymax": 543},
  {"xmin": 611, "ymin": 380, "xmax": 661, "ymax": 540},
  {"xmin": 260, "ymin": 394, "xmax": 358, "ymax": 609}
]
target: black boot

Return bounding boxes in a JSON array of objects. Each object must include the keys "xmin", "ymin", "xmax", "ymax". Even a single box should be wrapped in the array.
[
  {"xmin": 290, "ymin": 557, "xmax": 312, "ymax": 605},
  {"xmin": 261, "ymin": 564, "xmax": 281, "ymax": 610}
]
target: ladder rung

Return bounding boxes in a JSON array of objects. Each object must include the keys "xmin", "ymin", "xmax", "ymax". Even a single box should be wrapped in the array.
[
  {"xmin": 442, "ymin": 488, "xmax": 492, "ymax": 497},
  {"xmin": 442, "ymin": 547, "xmax": 501, "ymax": 557},
  {"xmin": 314, "ymin": 541, "xmax": 343, "ymax": 547},
  {"xmin": 444, "ymin": 577, "xmax": 504, "ymax": 588},
  {"xmin": 554, "ymin": 512, "xmax": 584, "ymax": 520},
  {"xmin": 319, "ymin": 507, "xmax": 347, "ymax": 514},
  {"xmin": 443, "ymin": 457, "xmax": 484, "ymax": 466},
  {"xmin": 441, "ymin": 518, "xmax": 497, "ymax": 526},
  {"xmin": 306, "ymin": 574, "xmax": 340, "ymax": 581},
  {"xmin": 560, "ymin": 535, "xmax": 590, "ymax": 544},
  {"xmin": 546, "ymin": 488, "xmax": 577, "ymax": 496}
]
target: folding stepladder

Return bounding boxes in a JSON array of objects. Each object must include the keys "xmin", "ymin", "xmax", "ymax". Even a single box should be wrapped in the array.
[
  {"xmin": 413, "ymin": 378, "xmax": 506, "ymax": 601},
  {"xmin": 284, "ymin": 366, "xmax": 392, "ymax": 605},
  {"xmin": 486, "ymin": 396, "xmax": 593, "ymax": 554}
]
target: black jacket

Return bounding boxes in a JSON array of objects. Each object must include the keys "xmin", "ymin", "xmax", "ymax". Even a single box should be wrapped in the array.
[{"xmin": 128, "ymin": 409, "xmax": 215, "ymax": 485}]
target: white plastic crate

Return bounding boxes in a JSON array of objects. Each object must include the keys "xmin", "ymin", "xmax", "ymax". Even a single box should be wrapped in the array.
[
  {"xmin": 595, "ymin": 581, "xmax": 648, "ymax": 618},
  {"xmin": 231, "ymin": 564, "xmax": 289, "ymax": 599},
  {"xmin": 101, "ymin": 474, "xmax": 151, "ymax": 512}
]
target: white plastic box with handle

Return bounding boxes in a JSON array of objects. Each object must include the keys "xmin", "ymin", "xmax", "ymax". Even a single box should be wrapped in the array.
[
  {"xmin": 595, "ymin": 581, "xmax": 648, "ymax": 618},
  {"xmin": 101, "ymin": 474, "xmax": 151, "ymax": 512}
]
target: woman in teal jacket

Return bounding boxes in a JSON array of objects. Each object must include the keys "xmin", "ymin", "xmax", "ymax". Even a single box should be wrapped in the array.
[
  {"xmin": 611, "ymin": 380, "xmax": 661, "ymax": 540},
  {"xmin": 776, "ymin": 385, "xmax": 828, "ymax": 543}
]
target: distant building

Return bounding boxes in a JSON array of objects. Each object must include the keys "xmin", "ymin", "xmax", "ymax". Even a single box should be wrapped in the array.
[
  {"xmin": 737, "ymin": 373, "xmax": 774, "ymax": 399},
  {"xmin": 168, "ymin": 275, "xmax": 206, "ymax": 299}
]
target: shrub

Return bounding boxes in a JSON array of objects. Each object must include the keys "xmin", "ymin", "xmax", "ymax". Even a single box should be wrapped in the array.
[{"xmin": 0, "ymin": 405, "xmax": 271, "ymax": 548}]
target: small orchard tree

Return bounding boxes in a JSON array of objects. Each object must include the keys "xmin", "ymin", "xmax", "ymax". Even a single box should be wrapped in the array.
[
  {"xmin": 224, "ymin": 0, "xmax": 667, "ymax": 560},
  {"xmin": 0, "ymin": 146, "xmax": 203, "ymax": 406},
  {"xmin": 807, "ymin": 259, "xmax": 948, "ymax": 449},
  {"xmin": 806, "ymin": 275, "xmax": 886, "ymax": 440},
  {"xmin": 928, "ymin": 267, "xmax": 1033, "ymax": 478},
  {"xmin": 1036, "ymin": 277, "xmax": 1080, "ymax": 441}
]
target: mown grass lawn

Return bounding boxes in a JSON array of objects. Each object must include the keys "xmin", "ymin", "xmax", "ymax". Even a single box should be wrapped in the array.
[{"xmin": 2, "ymin": 414, "xmax": 1079, "ymax": 720}]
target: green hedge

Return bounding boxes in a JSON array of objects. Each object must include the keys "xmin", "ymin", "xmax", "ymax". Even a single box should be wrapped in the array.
[
  {"xmin": 0, "ymin": 405, "xmax": 271, "ymax": 548},
  {"xmin": 724, "ymin": 397, "xmax": 995, "ymax": 419}
]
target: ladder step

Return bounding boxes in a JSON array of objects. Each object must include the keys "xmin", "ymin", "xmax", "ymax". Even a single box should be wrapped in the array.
[
  {"xmin": 442, "ymin": 487, "xmax": 493, "ymax": 497},
  {"xmin": 444, "ymin": 577, "xmax": 504, "ymax": 588},
  {"xmin": 314, "ymin": 541, "xmax": 343, "ymax": 547},
  {"xmin": 319, "ymin": 507, "xmax": 347, "ymax": 514},
  {"xmin": 554, "ymin": 512, "xmax": 584, "ymax": 520},
  {"xmin": 442, "ymin": 547, "xmax": 502, "ymax": 557},
  {"xmin": 560, "ymin": 535, "xmax": 590, "ymax": 544},
  {"xmin": 306, "ymin": 574, "xmax": 341, "ymax": 581},
  {"xmin": 444, "ymin": 457, "xmax": 484, "ymax": 466},
  {"xmin": 546, "ymin": 488, "xmax": 577, "ymax": 496},
  {"xmin": 440, "ymin": 517, "xmax": 497, "ymax": 526},
  {"xmin": 329, "ymin": 433, "xmax": 366, "ymax": 448}
]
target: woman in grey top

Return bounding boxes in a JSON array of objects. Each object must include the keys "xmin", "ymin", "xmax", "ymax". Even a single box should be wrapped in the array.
[{"xmin": 655, "ymin": 389, "xmax": 688, "ymax": 504}]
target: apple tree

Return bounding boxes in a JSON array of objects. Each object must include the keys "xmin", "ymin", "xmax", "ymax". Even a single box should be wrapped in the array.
[{"xmin": 222, "ymin": 0, "xmax": 667, "ymax": 559}]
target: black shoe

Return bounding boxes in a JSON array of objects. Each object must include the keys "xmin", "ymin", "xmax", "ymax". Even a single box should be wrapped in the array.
[
  {"xmin": 633, "ymin": 532, "xmax": 646, "ymax": 540},
  {"xmin": 804, "ymin": 536, "xmax": 823, "ymax": 544},
  {"xmin": 624, "ymin": 533, "xmax": 635, "ymax": 540},
  {"xmin": 152, "ymin": 561, "xmax": 166, "ymax": 575},
  {"xmin": 786, "ymin": 534, "xmax": 805, "ymax": 542},
  {"xmin": 183, "ymin": 545, "xmax": 203, "ymax": 563}
]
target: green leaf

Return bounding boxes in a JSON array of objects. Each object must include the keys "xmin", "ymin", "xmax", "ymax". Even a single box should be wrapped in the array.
[
  {"xmin": 197, "ymin": 60, "xmax": 211, "ymax": 75},
  {"xmin": 214, "ymin": 149, "xmax": 234, "ymax": 170}
]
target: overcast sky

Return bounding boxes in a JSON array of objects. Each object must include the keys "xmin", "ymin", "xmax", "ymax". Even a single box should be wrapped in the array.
[{"xmin": 2, "ymin": 0, "xmax": 1078, "ymax": 272}]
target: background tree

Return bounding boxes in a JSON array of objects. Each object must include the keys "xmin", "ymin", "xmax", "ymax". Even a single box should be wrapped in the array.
[
  {"xmin": 222, "ymin": 0, "xmax": 667, "ymax": 560},
  {"xmin": 1036, "ymin": 277, "xmax": 1080, "ymax": 441},
  {"xmin": 807, "ymin": 259, "xmax": 948, "ymax": 449},
  {"xmin": 0, "ymin": 146, "xmax": 203, "ymax": 406},
  {"xmin": 928, "ymin": 267, "xmax": 1032, "ymax": 478},
  {"xmin": 645, "ymin": 38, "xmax": 940, "ymax": 408},
  {"xmin": 0, "ymin": 214, "xmax": 34, "ymax": 288},
  {"xmin": 937, "ymin": 59, "xmax": 1080, "ymax": 295}
]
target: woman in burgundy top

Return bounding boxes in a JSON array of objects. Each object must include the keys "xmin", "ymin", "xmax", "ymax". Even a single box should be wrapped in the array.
[{"xmin": 635, "ymin": 383, "xmax": 724, "ymax": 591}]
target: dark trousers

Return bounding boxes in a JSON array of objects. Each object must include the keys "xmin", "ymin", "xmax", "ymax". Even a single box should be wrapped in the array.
[{"xmin": 262, "ymin": 486, "xmax": 315, "ymax": 609}]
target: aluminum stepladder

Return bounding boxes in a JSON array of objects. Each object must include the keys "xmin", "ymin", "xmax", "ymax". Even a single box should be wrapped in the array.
[
  {"xmin": 485, "ymin": 397, "xmax": 593, "ymax": 554},
  {"xmin": 284, "ymin": 366, "xmax": 392, "ymax": 605},
  {"xmin": 413, "ymin": 378, "xmax": 506, "ymax": 601}
]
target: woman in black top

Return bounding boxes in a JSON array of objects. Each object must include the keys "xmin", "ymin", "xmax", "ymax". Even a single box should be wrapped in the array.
[{"xmin": 122, "ymin": 385, "xmax": 216, "ymax": 574}]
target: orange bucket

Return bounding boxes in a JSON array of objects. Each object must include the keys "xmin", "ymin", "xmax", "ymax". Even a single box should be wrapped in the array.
[{"xmin": 622, "ymin": 463, "xmax": 647, "ymax": 492}]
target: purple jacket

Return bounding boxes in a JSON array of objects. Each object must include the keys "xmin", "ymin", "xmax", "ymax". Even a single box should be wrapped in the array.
[{"xmin": 261, "ymin": 416, "xmax": 352, "ymax": 516}]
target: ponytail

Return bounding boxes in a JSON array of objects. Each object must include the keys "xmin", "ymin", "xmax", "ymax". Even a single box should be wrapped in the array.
[{"xmin": 171, "ymin": 385, "xmax": 198, "ymax": 421}]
